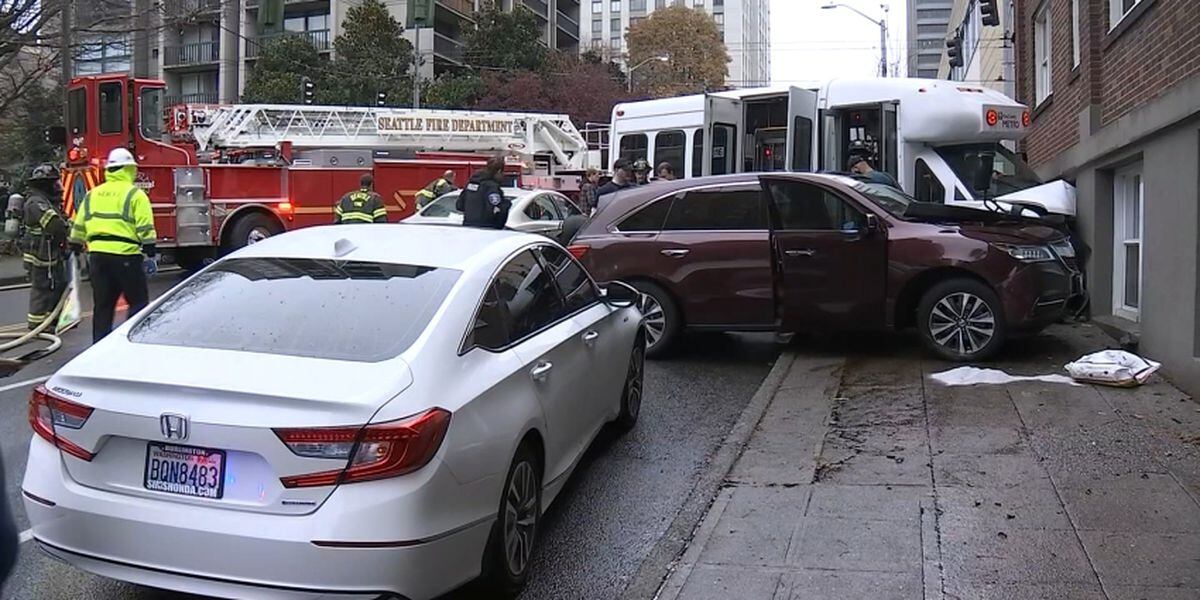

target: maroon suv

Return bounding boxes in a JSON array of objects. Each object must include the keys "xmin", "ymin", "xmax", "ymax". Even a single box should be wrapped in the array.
[{"xmin": 569, "ymin": 173, "xmax": 1082, "ymax": 361}]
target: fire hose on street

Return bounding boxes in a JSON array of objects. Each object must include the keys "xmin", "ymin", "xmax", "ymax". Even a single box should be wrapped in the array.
[{"xmin": 0, "ymin": 265, "xmax": 77, "ymax": 378}]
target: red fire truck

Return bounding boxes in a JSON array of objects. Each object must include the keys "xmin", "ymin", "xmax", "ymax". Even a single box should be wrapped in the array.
[{"xmin": 60, "ymin": 73, "xmax": 595, "ymax": 269}]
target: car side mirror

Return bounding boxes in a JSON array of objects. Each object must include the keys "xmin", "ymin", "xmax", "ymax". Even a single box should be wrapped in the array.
[
  {"xmin": 972, "ymin": 151, "xmax": 996, "ymax": 197},
  {"xmin": 601, "ymin": 280, "xmax": 641, "ymax": 308}
]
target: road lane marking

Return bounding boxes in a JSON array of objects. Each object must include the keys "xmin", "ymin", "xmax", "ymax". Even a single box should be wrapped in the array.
[
  {"xmin": 0, "ymin": 375, "xmax": 51, "ymax": 394},
  {"xmin": 19, "ymin": 528, "xmax": 32, "ymax": 544}
]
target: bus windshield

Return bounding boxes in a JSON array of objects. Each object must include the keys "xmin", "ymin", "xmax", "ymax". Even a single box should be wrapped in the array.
[{"xmin": 935, "ymin": 143, "xmax": 1042, "ymax": 197}]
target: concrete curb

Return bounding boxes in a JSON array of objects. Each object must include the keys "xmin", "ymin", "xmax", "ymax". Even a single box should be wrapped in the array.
[{"xmin": 618, "ymin": 351, "xmax": 797, "ymax": 600}]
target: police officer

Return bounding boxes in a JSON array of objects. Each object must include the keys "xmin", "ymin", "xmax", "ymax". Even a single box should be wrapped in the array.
[
  {"xmin": 414, "ymin": 170, "xmax": 457, "ymax": 210},
  {"xmin": 20, "ymin": 164, "xmax": 68, "ymax": 330},
  {"xmin": 334, "ymin": 173, "xmax": 388, "ymax": 224},
  {"xmin": 457, "ymin": 155, "xmax": 509, "ymax": 229},
  {"xmin": 68, "ymin": 148, "xmax": 157, "ymax": 343}
]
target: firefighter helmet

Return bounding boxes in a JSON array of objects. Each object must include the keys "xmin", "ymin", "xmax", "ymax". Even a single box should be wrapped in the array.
[{"xmin": 28, "ymin": 163, "xmax": 58, "ymax": 181}]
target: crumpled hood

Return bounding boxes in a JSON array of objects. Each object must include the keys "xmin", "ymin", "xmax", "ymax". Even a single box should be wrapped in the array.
[
  {"xmin": 995, "ymin": 180, "xmax": 1077, "ymax": 217},
  {"xmin": 957, "ymin": 221, "xmax": 1065, "ymax": 245}
]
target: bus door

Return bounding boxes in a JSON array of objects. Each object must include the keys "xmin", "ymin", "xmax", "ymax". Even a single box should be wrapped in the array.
[
  {"xmin": 786, "ymin": 87, "xmax": 818, "ymax": 172},
  {"xmin": 702, "ymin": 95, "xmax": 743, "ymax": 176},
  {"xmin": 819, "ymin": 101, "xmax": 899, "ymax": 179}
]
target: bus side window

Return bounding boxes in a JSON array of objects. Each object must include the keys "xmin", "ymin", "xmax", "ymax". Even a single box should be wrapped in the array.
[
  {"xmin": 654, "ymin": 130, "xmax": 686, "ymax": 180},
  {"xmin": 914, "ymin": 158, "xmax": 945, "ymax": 204},
  {"xmin": 618, "ymin": 133, "xmax": 648, "ymax": 165},
  {"xmin": 691, "ymin": 129, "xmax": 703, "ymax": 178},
  {"xmin": 711, "ymin": 124, "xmax": 736, "ymax": 176}
]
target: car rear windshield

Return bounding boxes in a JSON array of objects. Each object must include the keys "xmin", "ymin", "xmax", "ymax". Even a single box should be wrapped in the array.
[{"xmin": 129, "ymin": 258, "xmax": 460, "ymax": 362}]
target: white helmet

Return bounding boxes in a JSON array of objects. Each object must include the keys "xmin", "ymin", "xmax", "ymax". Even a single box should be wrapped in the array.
[{"xmin": 106, "ymin": 148, "xmax": 137, "ymax": 169}]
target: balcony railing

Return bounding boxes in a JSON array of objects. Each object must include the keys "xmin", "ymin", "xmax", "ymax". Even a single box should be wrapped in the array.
[
  {"xmin": 556, "ymin": 10, "xmax": 579, "ymax": 34},
  {"xmin": 246, "ymin": 29, "xmax": 331, "ymax": 59},
  {"xmin": 437, "ymin": 0, "xmax": 477, "ymax": 17},
  {"xmin": 433, "ymin": 32, "xmax": 464, "ymax": 63},
  {"xmin": 164, "ymin": 41, "xmax": 219, "ymax": 66},
  {"xmin": 165, "ymin": 92, "xmax": 219, "ymax": 106},
  {"xmin": 162, "ymin": 0, "xmax": 221, "ymax": 16},
  {"xmin": 522, "ymin": 0, "xmax": 549, "ymax": 17}
]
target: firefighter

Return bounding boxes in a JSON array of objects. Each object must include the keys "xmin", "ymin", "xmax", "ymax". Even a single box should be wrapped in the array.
[
  {"xmin": 414, "ymin": 170, "xmax": 457, "ymax": 210},
  {"xmin": 20, "ymin": 164, "xmax": 69, "ymax": 330},
  {"xmin": 334, "ymin": 173, "xmax": 388, "ymax": 224},
  {"xmin": 68, "ymin": 148, "xmax": 157, "ymax": 343},
  {"xmin": 457, "ymin": 155, "xmax": 509, "ymax": 229}
]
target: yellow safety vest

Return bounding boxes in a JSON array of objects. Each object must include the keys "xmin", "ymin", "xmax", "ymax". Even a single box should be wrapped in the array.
[{"xmin": 69, "ymin": 166, "xmax": 157, "ymax": 256}]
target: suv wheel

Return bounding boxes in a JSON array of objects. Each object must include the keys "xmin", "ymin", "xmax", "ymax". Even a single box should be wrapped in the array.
[
  {"xmin": 631, "ymin": 281, "xmax": 679, "ymax": 358},
  {"xmin": 917, "ymin": 278, "xmax": 1006, "ymax": 361}
]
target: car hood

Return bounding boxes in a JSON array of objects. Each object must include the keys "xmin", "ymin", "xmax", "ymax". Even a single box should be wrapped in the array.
[
  {"xmin": 955, "ymin": 221, "xmax": 1066, "ymax": 245},
  {"xmin": 49, "ymin": 337, "xmax": 414, "ymax": 427}
]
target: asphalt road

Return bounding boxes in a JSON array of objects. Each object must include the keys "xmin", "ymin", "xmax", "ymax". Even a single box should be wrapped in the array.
[{"xmin": 0, "ymin": 274, "xmax": 779, "ymax": 600}]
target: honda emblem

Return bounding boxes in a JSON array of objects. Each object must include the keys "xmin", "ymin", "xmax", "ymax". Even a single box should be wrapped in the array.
[{"xmin": 160, "ymin": 414, "xmax": 189, "ymax": 441}]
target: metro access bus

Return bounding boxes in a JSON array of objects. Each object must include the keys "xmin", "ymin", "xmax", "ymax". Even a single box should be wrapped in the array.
[{"xmin": 608, "ymin": 78, "xmax": 1075, "ymax": 218}]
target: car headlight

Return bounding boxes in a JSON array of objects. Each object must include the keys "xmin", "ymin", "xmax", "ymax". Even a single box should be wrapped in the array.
[
  {"xmin": 1050, "ymin": 239, "xmax": 1076, "ymax": 258},
  {"xmin": 993, "ymin": 243, "xmax": 1056, "ymax": 263}
]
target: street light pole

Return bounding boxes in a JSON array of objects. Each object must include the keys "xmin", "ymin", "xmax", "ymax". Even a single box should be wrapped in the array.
[
  {"xmin": 626, "ymin": 54, "xmax": 670, "ymax": 94},
  {"xmin": 822, "ymin": 3, "xmax": 889, "ymax": 77}
]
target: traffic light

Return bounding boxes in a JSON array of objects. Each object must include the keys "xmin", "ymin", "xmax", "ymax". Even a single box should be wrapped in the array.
[
  {"xmin": 946, "ymin": 34, "xmax": 964, "ymax": 68},
  {"xmin": 301, "ymin": 76, "xmax": 315, "ymax": 105},
  {"xmin": 407, "ymin": 0, "xmax": 431, "ymax": 28},
  {"xmin": 377, "ymin": 91, "xmax": 387, "ymax": 107},
  {"xmin": 980, "ymin": 0, "xmax": 1000, "ymax": 26}
]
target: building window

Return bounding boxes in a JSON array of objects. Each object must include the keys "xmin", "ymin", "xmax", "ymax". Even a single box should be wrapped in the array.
[
  {"xmin": 610, "ymin": 38, "xmax": 621, "ymax": 50},
  {"xmin": 73, "ymin": 36, "xmax": 132, "ymax": 75},
  {"xmin": 1109, "ymin": 0, "xmax": 1143, "ymax": 28},
  {"xmin": 592, "ymin": 18, "xmax": 602, "ymax": 34},
  {"xmin": 1034, "ymin": 3, "xmax": 1052, "ymax": 105},
  {"xmin": 630, "ymin": 0, "xmax": 645, "ymax": 11},
  {"xmin": 1113, "ymin": 164, "xmax": 1143, "ymax": 321},
  {"xmin": 1071, "ymin": 0, "xmax": 1081, "ymax": 67},
  {"xmin": 610, "ymin": 0, "xmax": 621, "ymax": 12},
  {"xmin": 714, "ymin": 12, "xmax": 723, "ymax": 24},
  {"xmin": 693, "ymin": 0, "xmax": 703, "ymax": 6},
  {"xmin": 592, "ymin": 1, "xmax": 602, "ymax": 14},
  {"xmin": 610, "ymin": 17, "xmax": 620, "ymax": 35},
  {"xmin": 630, "ymin": 16, "xmax": 644, "ymax": 27}
]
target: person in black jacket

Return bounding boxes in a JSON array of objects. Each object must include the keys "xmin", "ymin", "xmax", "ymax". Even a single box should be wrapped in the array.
[
  {"xmin": 1, "ymin": 447, "xmax": 18, "ymax": 586},
  {"xmin": 457, "ymin": 155, "xmax": 509, "ymax": 229}
]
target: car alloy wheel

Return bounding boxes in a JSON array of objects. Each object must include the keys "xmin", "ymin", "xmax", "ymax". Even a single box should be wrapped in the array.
[
  {"xmin": 615, "ymin": 338, "xmax": 644, "ymax": 431},
  {"xmin": 928, "ymin": 292, "xmax": 996, "ymax": 356},
  {"xmin": 503, "ymin": 460, "xmax": 539, "ymax": 576},
  {"xmin": 640, "ymin": 294, "xmax": 666, "ymax": 349}
]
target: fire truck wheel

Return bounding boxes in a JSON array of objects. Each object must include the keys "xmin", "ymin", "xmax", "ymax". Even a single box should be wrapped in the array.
[
  {"xmin": 226, "ymin": 212, "xmax": 283, "ymax": 251},
  {"xmin": 175, "ymin": 248, "xmax": 214, "ymax": 273}
]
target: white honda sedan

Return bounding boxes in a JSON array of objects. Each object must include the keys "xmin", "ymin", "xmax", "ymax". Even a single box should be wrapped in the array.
[
  {"xmin": 22, "ymin": 224, "xmax": 645, "ymax": 600},
  {"xmin": 403, "ymin": 188, "xmax": 583, "ymax": 237}
]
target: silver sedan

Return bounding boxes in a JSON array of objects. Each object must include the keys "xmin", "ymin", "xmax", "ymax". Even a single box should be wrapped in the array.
[{"xmin": 403, "ymin": 188, "xmax": 583, "ymax": 237}]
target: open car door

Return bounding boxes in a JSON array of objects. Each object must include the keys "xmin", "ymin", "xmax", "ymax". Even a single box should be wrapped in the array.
[
  {"xmin": 702, "ymin": 94, "xmax": 743, "ymax": 176},
  {"xmin": 786, "ymin": 86, "xmax": 819, "ymax": 172}
]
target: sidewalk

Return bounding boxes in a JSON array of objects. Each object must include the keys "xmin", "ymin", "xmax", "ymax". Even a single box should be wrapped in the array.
[{"xmin": 653, "ymin": 324, "xmax": 1200, "ymax": 600}]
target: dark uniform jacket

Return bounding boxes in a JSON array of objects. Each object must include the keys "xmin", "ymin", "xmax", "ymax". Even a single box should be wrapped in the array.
[
  {"xmin": 20, "ymin": 189, "xmax": 67, "ymax": 269},
  {"xmin": 457, "ymin": 170, "xmax": 508, "ymax": 229},
  {"xmin": 335, "ymin": 188, "xmax": 387, "ymax": 224}
]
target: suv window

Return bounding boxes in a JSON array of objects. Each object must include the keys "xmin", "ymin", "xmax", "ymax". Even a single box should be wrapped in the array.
[
  {"xmin": 492, "ymin": 250, "xmax": 566, "ymax": 343},
  {"xmin": 129, "ymin": 258, "xmax": 459, "ymax": 362},
  {"xmin": 538, "ymin": 245, "xmax": 599, "ymax": 313},
  {"xmin": 618, "ymin": 197, "xmax": 672, "ymax": 231},
  {"xmin": 664, "ymin": 187, "xmax": 765, "ymax": 230},
  {"xmin": 525, "ymin": 195, "xmax": 562, "ymax": 221},
  {"xmin": 768, "ymin": 180, "xmax": 866, "ymax": 231}
]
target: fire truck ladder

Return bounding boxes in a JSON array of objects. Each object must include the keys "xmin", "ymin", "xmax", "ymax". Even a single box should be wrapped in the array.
[{"xmin": 190, "ymin": 104, "xmax": 591, "ymax": 169}]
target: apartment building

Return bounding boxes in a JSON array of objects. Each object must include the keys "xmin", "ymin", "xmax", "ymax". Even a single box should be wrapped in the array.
[
  {"xmin": 935, "ymin": 0, "xmax": 1015, "ymax": 98},
  {"xmin": 579, "ymin": 0, "xmax": 771, "ymax": 88},
  {"xmin": 1014, "ymin": 0, "xmax": 1200, "ymax": 395},
  {"xmin": 72, "ymin": 0, "xmax": 580, "ymax": 105},
  {"xmin": 907, "ymin": 0, "xmax": 954, "ymax": 78}
]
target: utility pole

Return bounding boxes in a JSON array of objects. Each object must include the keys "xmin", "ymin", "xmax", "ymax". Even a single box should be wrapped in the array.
[
  {"xmin": 407, "ymin": 0, "xmax": 431, "ymax": 110},
  {"xmin": 412, "ymin": 28, "xmax": 421, "ymax": 109},
  {"xmin": 878, "ymin": 4, "xmax": 889, "ymax": 77}
]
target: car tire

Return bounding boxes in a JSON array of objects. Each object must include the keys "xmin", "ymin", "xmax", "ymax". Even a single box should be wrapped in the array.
[
  {"xmin": 917, "ymin": 278, "xmax": 1007, "ymax": 362},
  {"xmin": 631, "ymin": 281, "xmax": 679, "ymax": 358},
  {"xmin": 174, "ymin": 247, "xmax": 213, "ymax": 273},
  {"xmin": 613, "ymin": 332, "xmax": 645, "ymax": 432},
  {"xmin": 225, "ymin": 212, "xmax": 283, "ymax": 251},
  {"xmin": 483, "ymin": 442, "xmax": 542, "ymax": 598}
]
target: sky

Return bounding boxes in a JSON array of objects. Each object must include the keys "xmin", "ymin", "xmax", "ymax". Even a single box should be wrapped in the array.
[{"xmin": 770, "ymin": 0, "xmax": 908, "ymax": 85}]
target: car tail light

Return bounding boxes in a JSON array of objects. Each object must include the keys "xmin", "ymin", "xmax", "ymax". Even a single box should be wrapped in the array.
[
  {"xmin": 567, "ymin": 244, "xmax": 590, "ymax": 260},
  {"xmin": 28, "ymin": 385, "xmax": 95, "ymax": 461},
  {"xmin": 274, "ymin": 408, "xmax": 451, "ymax": 488}
]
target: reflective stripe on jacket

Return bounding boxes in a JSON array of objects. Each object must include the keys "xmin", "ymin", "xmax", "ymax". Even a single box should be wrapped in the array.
[
  {"xmin": 69, "ymin": 166, "xmax": 156, "ymax": 256},
  {"xmin": 335, "ymin": 189, "xmax": 387, "ymax": 224}
]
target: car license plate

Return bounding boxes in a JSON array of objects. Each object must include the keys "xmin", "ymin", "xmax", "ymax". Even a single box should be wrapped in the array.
[{"xmin": 143, "ymin": 443, "xmax": 226, "ymax": 499}]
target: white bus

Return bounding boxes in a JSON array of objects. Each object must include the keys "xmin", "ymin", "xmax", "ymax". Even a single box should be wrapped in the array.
[{"xmin": 609, "ymin": 78, "xmax": 1075, "ymax": 217}]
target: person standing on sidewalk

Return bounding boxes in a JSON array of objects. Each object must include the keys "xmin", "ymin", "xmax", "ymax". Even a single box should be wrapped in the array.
[
  {"xmin": 20, "ymin": 164, "xmax": 68, "ymax": 330},
  {"xmin": 68, "ymin": 148, "xmax": 157, "ymax": 343},
  {"xmin": 578, "ymin": 168, "xmax": 600, "ymax": 215}
]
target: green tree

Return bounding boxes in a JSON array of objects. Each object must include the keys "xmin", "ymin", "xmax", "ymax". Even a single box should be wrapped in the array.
[
  {"xmin": 325, "ymin": 0, "xmax": 413, "ymax": 106},
  {"xmin": 462, "ymin": 1, "xmax": 548, "ymax": 72},
  {"xmin": 423, "ymin": 72, "xmax": 486, "ymax": 109},
  {"xmin": 242, "ymin": 34, "xmax": 325, "ymax": 104},
  {"xmin": 626, "ymin": 6, "xmax": 729, "ymax": 96},
  {"xmin": 0, "ymin": 79, "xmax": 64, "ymax": 185}
]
